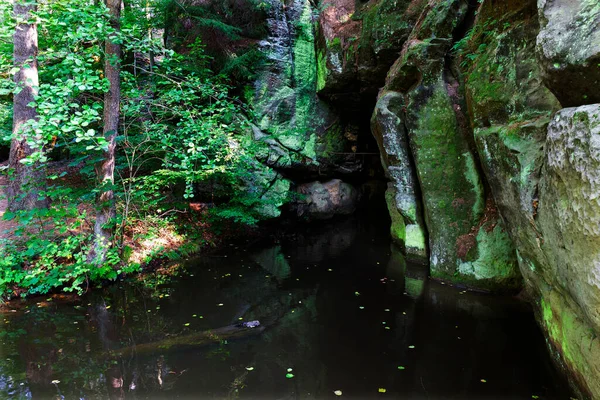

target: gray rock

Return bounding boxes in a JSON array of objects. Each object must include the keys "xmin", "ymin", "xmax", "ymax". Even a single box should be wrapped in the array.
[
  {"xmin": 295, "ymin": 179, "xmax": 359, "ymax": 219},
  {"xmin": 537, "ymin": 0, "xmax": 600, "ymax": 106},
  {"xmin": 371, "ymin": 91, "xmax": 427, "ymax": 259}
]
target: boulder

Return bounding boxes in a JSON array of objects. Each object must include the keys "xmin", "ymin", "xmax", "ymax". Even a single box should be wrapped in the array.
[
  {"xmin": 295, "ymin": 179, "xmax": 359, "ymax": 219},
  {"xmin": 537, "ymin": 0, "xmax": 600, "ymax": 106}
]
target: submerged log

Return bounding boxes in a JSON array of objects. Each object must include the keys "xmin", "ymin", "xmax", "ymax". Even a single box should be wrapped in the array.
[{"xmin": 112, "ymin": 287, "xmax": 316, "ymax": 356}]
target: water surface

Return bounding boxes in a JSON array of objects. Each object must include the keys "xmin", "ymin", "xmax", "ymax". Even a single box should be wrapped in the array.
[{"xmin": 0, "ymin": 215, "xmax": 573, "ymax": 399}]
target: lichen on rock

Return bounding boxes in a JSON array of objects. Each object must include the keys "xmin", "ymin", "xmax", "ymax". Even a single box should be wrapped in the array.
[{"xmin": 536, "ymin": 0, "xmax": 600, "ymax": 106}]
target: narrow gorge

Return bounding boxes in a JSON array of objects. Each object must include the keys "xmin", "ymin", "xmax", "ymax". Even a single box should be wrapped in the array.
[{"xmin": 239, "ymin": 0, "xmax": 600, "ymax": 397}]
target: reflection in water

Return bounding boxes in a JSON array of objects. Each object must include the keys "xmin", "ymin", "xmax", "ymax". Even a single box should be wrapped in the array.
[{"xmin": 0, "ymin": 215, "xmax": 573, "ymax": 399}]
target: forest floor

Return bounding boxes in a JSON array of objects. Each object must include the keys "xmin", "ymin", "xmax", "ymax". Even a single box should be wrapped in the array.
[{"xmin": 0, "ymin": 159, "xmax": 267, "ymax": 301}]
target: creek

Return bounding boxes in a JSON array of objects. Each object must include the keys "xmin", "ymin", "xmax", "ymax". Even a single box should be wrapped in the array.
[{"xmin": 0, "ymin": 210, "xmax": 573, "ymax": 399}]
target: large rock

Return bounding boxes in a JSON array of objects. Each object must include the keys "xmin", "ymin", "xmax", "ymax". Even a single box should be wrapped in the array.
[
  {"xmin": 316, "ymin": 0, "xmax": 425, "ymax": 98},
  {"xmin": 372, "ymin": 0, "xmax": 520, "ymax": 290},
  {"xmin": 464, "ymin": 0, "xmax": 599, "ymax": 396},
  {"xmin": 372, "ymin": 91, "xmax": 427, "ymax": 259},
  {"xmin": 536, "ymin": 105, "xmax": 600, "ymax": 397},
  {"xmin": 537, "ymin": 0, "xmax": 600, "ymax": 107},
  {"xmin": 465, "ymin": 0, "xmax": 560, "ymax": 287},
  {"xmin": 251, "ymin": 0, "xmax": 354, "ymax": 174},
  {"xmin": 295, "ymin": 179, "xmax": 359, "ymax": 219}
]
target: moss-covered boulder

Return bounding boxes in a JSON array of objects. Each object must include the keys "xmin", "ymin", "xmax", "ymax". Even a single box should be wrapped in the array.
[{"xmin": 536, "ymin": 0, "xmax": 600, "ymax": 107}]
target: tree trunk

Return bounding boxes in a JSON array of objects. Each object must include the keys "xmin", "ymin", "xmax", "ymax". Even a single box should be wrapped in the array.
[
  {"xmin": 90, "ymin": 0, "xmax": 121, "ymax": 264},
  {"xmin": 7, "ymin": 0, "xmax": 46, "ymax": 212}
]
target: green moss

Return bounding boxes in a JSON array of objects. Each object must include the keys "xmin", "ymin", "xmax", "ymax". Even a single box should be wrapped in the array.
[
  {"xmin": 316, "ymin": 49, "xmax": 327, "ymax": 92},
  {"xmin": 405, "ymin": 224, "xmax": 426, "ymax": 253},
  {"xmin": 413, "ymin": 84, "xmax": 478, "ymax": 229},
  {"xmin": 539, "ymin": 293, "xmax": 600, "ymax": 397},
  {"xmin": 463, "ymin": 152, "xmax": 484, "ymax": 219},
  {"xmin": 386, "ymin": 189, "xmax": 406, "ymax": 246},
  {"xmin": 457, "ymin": 223, "xmax": 520, "ymax": 283}
]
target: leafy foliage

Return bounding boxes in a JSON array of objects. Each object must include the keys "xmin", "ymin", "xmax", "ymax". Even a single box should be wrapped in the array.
[{"xmin": 0, "ymin": 0, "xmax": 286, "ymax": 299}]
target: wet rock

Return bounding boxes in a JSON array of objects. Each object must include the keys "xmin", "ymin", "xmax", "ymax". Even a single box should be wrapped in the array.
[
  {"xmin": 295, "ymin": 179, "xmax": 359, "ymax": 219},
  {"xmin": 464, "ymin": 1, "xmax": 599, "ymax": 396},
  {"xmin": 537, "ymin": 0, "xmax": 600, "ymax": 107},
  {"xmin": 373, "ymin": 0, "xmax": 519, "ymax": 290},
  {"xmin": 371, "ymin": 92, "xmax": 427, "ymax": 259}
]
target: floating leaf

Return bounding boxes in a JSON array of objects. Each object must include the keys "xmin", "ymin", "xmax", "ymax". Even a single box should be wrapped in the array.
[
  {"xmin": 480, "ymin": 379, "xmax": 487, "ymax": 383},
  {"xmin": 286, "ymin": 373, "xmax": 295, "ymax": 379},
  {"xmin": 397, "ymin": 366, "xmax": 405, "ymax": 370},
  {"xmin": 51, "ymin": 380, "xmax": 60, "ymax": 384},
  {"xmin": 408, "ymin": 345, "xmax": 415, "ymax": 349},
  {"xmin": 378, "ymin": 388, "xmax": 386, "ymax": 393},
  {"xmin": 217, "ymin": 303, "xmax": 224, "ymax": 306},
  {"xmin": 184, "ymin": 323, "xmax": 190, "ymax": 326},
  {"xmin": 287, "ymin": 368, "xmax": 293, "ymax": 372},
  {"xmin": 334, "ymin": 390, "xmax": 342, "ymax": 396},
  {"xmin": 359, "ymin": 306, "xmax": 365, "ymax": 310},
  {"xmin": 246, "ymin": 367, "xmax": 254, "ymax": 371},
  {"xmin": 354, "ymin": 292, "xmax": 360, "ymax": 296},
  {"xmin": 384, "ymin": 309, "xmax": 390, "ymax": 312}
]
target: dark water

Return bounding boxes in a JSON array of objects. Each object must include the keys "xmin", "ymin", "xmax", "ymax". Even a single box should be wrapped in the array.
[{"xmin": 0, "ymin": 215, "xmax": 573, "ymax": 399}]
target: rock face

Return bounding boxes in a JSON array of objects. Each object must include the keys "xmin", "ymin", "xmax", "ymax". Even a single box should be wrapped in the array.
[
  {"xmin": 537, "ymin": 0, "xmax": 600, "ymax": 107},
  {"xmin": 536, "ymin": 106, "xmax": 600, "ymax": 397},
  {"xmin": 371, "ymin": 0, "xmax": 520, "ymax": 289},
  {"xmin": 251, "ymin": 0, "xmax": 355, "ymax": 174},
  {"xmin": 316, "ymin": 0, "xmax": 426, "ymax": 101},
  {"xmin": 184, "ymin": 1, "xmax": 600, "ymax": 394},
  {"xmin": 295, "ymin": 179, "xmax": 359, "ymax": 220},
  {"xmin": 463, "ymin": 0, "xmax": 600, "ymax": 396},
  {"xmin": 372, "ymin": 92, "xmax": 427, "ymax": 259}
]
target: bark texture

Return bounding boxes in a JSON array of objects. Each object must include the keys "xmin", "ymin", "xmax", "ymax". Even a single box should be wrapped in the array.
[
  {"xmin": 91, "ymin": 0, "xmax": 121, "ymax": 263},
  {"xmin": 8, "ymin": 0, "xmax": 46, "ymax": 212}
]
